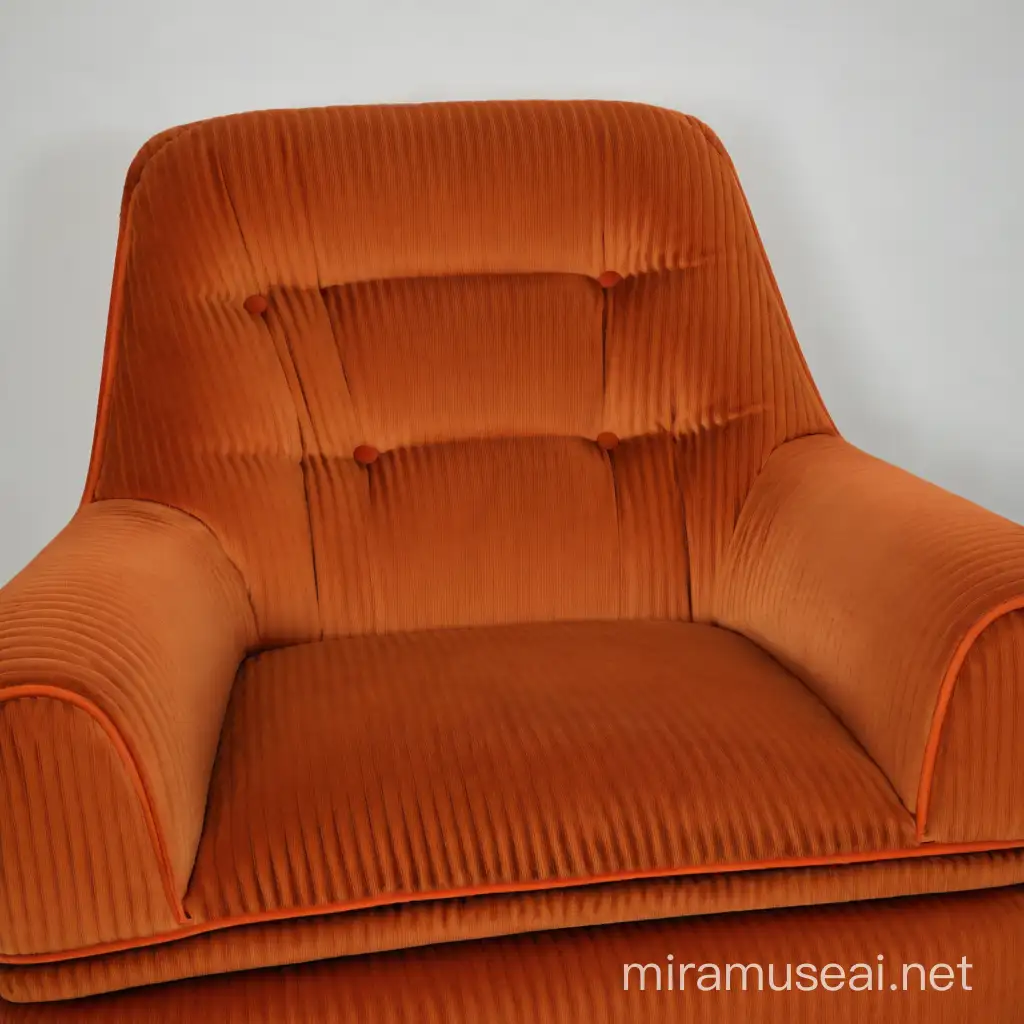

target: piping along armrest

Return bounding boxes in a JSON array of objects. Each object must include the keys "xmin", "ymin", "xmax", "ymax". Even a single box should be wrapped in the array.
[
  {"xmin": 0, "ymin": 500, "xmax": 255, "ymax": 957},
  {"xmin": 714, "ymin": 435, "xmax": 1024, "ymax": 844}
]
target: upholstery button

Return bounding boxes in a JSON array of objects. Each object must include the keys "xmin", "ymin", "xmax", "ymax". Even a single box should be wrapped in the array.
[
  {"xmin": 243, "ymin": 294, "xmax": 268, "ymax": 315},
  {"xmin": 597, "ymin": 271, "xmax": 622, "ymax": 288},
  {"xmin": 596, "ymin": 432, "xmax": 620, "ymax": 451},
  {"xmin": 353, "ymin": 445, "xmax": 379, "ymax": 465}
]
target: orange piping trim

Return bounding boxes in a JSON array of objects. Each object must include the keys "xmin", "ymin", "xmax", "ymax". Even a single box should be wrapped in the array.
[
  {"xmin": 915, "ymin": 596, "xmax": 1024, "ymax": 840},
  {"xmin": 0, "ymin": 687, "xmax": 186, "ymax": 928},
  {"xmin": 2, "ymin": 838, "xmax": 1021, "ymax": 965}
]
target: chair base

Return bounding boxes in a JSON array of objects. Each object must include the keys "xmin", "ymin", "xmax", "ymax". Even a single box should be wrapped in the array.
[{"xmin": 2, "ymin": 883, "xmax": 1019, "ymax": 1021}]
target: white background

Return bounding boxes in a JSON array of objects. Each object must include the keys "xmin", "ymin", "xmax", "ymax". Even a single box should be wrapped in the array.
[{"xmin": 1, "ymin": 0, "xmax": 1021, "ymax": 584}]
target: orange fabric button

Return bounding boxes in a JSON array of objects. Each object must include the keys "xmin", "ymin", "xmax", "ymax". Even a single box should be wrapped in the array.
[
  {"xmin": 243, "ymin": 294, "xmax": 268, "ymax": 315},
  {"xmin": 596, "ymin": 432, "xmax": 619, "ymax": 451},
  {"xmin": 597, "ymin": 271, "xmax": 622, "ymax": 288},
  {"xmin": 353, "ymin": 445, "xmax": 379, "ymax": 466}
]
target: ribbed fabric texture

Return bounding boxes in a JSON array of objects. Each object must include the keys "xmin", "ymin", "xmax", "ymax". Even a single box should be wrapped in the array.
[
  {"xmin": 0, "ymin": 699, "xmax": 174, "ymax": 955},
  {"xmin": 87, "ymin": 100, "xmax": 834, "ymax": 641},
  {"xmin": 4, "ymin": 885, "xmax": 1024, "ymax": 1021},
  {"xmin": 714, "ymin": 434, "xmax": 1024, "ymax": 834},
  {"xmin": 604, "ymin": 267, "xmax": 829, "ymax": 617},
  {"xmin": 8, "ymin": 849, "xmax": 1024, "ymax": 1002},
  {"xmin": 0, "ymin": 501, "xmax": 255, "ymax": 954},
  {"xmin": 928, "ymin": 610, "xmax": 1024, "ymax": 840},
  {"xmin": 5, "ymin": 100, "xmax": 1024, "ymax": 1006},
  {"xmin": 348, "ymin": 438, "xmax": 621, "ymax": 632},
  {"xmin": 318, "ymin": 274, "xmax": 604, "ymax": 449},
  {"xmin": 185, "ymin": 622, "xmax": 913, "ymax": 923}
]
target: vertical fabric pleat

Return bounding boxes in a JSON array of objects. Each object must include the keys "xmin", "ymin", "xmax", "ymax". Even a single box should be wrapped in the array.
[
  {"xmin": 604, "ymin": 257, "xmax": 832, "ymax": 618},
  {"xmin": 678, "ymin": 417, "xmax": 770, "ymax": 620},
  {"xmin": 610, "ymin": 435, "xmax": 690, "ymax": 619},
  {"xmin": 364, "ymin": 440, "xmax": 620, "ymax": 632}
]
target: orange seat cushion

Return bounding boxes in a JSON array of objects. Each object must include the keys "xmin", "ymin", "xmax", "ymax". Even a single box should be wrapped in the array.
[{"xmin": 184, "ymin": 621, "xmax": 915, "ymax": 924}]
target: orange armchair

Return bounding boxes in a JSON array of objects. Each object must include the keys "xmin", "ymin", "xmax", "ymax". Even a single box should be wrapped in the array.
[{"xmin": 1, "ymin": 100, "xmax": 1022, "ymax": 1021}]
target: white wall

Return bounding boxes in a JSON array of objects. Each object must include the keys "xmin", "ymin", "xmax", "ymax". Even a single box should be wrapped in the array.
[{"xmin": 1, "ymin": 0, "xmax": 1021, "ymax": 584}]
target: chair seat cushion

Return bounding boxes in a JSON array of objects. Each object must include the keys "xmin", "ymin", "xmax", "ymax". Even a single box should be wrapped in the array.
[{"xmin": 184, "ymin": 621, "xmax": 916, "ymax": 922}]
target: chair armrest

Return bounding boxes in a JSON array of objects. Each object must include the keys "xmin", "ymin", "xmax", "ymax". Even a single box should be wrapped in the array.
[
  {"xmin": 0, "ymin": 500, "xmax": 255, "ymax": 957},
  {"xmin": 713, "ymin": 435, "xmax": 1024, "ymax": 843}
]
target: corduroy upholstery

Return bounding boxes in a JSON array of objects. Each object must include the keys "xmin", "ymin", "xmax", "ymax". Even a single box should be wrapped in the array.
[
  {"xmin": 4, "ymin": 886, "xmax": 1024, "ymax": 1022},
  {"xmin": 184, "ymin": 623, "xmax": 915, "ymax": 924},
  {"xmin": 0, "ymin": 501, "xmax": 255, "ymax": 955},
  {"xmin": 2, "ymin": 99, "xmax": 1023, "ymax": 1015}
]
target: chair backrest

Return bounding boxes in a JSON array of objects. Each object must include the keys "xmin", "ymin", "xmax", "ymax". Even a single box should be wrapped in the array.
[{"xmin": 85, "ymin": 100, "xmax": 834, "ymax": 645}]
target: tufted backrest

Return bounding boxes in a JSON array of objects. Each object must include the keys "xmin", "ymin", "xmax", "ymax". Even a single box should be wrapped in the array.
[{"xmin": 85, "ymin": 100, "xmax": 835, "ymax": 645}]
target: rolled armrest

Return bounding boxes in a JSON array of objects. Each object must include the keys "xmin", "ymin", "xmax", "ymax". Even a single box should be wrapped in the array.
[
  {"xmin": 713, "ymin": 435, "xmax": 1024, "ymax": 843},
  {"xmin": 0, "ymin": 500, "xmax": 255, "ymax": 956}
]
